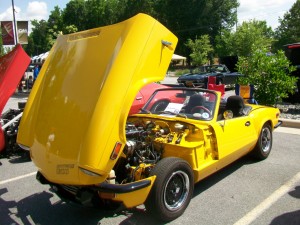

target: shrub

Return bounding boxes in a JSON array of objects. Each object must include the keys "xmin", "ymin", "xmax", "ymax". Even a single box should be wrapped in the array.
[
  {"xmin": 174, "ymin": 69, "xmax": 191, "ymax": 76},
  {"xmin": 236, "ymin": 47, "xmax": 298, "ymax": 105}
]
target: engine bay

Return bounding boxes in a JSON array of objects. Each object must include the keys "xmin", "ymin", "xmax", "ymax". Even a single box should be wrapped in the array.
[{"xmin": 112, "ymin": 117, "xmax": 203, "ymax": 184}]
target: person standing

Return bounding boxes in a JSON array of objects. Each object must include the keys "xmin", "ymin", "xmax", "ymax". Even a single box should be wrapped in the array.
[
  {"xmin": 28, "ymin": 75, "xmax": 34, "ymax": 89},
  {"xmin": 33, "ymin": 64, "xmax": 40, "ymax": 82}
]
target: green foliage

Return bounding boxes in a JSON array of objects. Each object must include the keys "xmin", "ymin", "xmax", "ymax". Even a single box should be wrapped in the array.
[
  {"xmin": 153, "ymin": 0, "xmax": 239, "ymax": 56},
  {"xmin": 216, "ymin": 20, "xmax": 274, "ymax": 57},
  {"xmin": 64, "ymin": 25, "xmax": 78, "ymax": 34},
  {"xmin": 118, "ymin": 0, "xmax": 155, "ymax": 21},
  {"xmin": 15, "ymin": 0, "xmax": 238, "ymax": 57},
  {"xmin": 25, "ymin": 20, "xmax": 53, "ymax": 55},
  {"xmin": 236, "ymin": 47, "xmax": 297, "ymax": 105},
  {"xmin": 185, "ymin": 35, "xmax": 213, "ymax": 66},
  {"xmin": 62, "ymin": 0, "xmax": 121, "ymax": 31},
  {"xmin": 174, "ymin": 69, "xmax": 190, "ymax": 76},
  {"xmin": 47, "ymin": 6, "xmax": 64, "ymax": 45},
  {"xmin": 62, "ymin": 0, "xmax": 87, "ymax": 31},
  {"xmin": 273, "ymin": 0, "xmax": 300, "ymax": 51},
  {"xmin": 0, "ymin": 0, "xmax": 242, "ymax": 61}
]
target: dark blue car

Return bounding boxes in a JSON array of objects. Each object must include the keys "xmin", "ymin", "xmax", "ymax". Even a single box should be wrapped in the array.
[{"xmin": 177, "ymin": 64, "xmax": 243, "ymax": 88}]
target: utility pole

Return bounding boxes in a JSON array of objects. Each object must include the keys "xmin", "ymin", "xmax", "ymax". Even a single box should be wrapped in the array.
[
  {"xmin": 11, "ymin": 0, "xmax": 18, "ymax": 45},
  {"xmin": 236, "ymin": 6, "xmax": 238, "ymax": 31}
]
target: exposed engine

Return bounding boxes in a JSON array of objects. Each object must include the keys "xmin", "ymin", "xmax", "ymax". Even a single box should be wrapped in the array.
[
  {"xmin": 112, "ymin": 119, "xmax": 191, "ymax": 185},
  {"xmin": 0, "ymin": 106, "xmax": 26, "ymax": 158}
]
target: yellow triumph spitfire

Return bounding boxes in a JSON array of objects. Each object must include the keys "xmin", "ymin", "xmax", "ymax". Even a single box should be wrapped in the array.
[{"xmin": 17, "ymin": 13, "xmax": 282, "ymax": 222}]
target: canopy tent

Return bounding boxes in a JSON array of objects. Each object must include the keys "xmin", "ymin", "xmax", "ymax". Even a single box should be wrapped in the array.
[
  {"xmin": 171, "ymin": 54, "xmax": 186, "ymax": 66},
  {"xmin": 172, "ymin": 54, "xmax": 186, "ymax": 60},
  {"xmin": 31, "ymin": 52, "xmax": 49, "ymax": 64}
]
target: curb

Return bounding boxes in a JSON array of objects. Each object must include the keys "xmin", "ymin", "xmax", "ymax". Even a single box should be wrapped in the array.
[{"xmin": 280, "ymin": 118, "xmax": 300, "ymax": 129}]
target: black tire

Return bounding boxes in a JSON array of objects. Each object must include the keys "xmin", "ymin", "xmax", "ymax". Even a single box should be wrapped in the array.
[
  {"xmin": 252, "ymin": 123, "xmax": 272, "ymax": 160},
  {"xmin": 150, "ymin": 100, "xmax": 169, "ymax": 113},
  {"xmin": 145, "ymin": 157, "xmax": 194, "ymax": 222}
]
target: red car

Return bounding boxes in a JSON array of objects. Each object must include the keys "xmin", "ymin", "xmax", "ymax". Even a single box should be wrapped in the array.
[
  {"xmin": 0, "ymin": 45, "xmax": 30, "ymax": 154},
  {"xmin": 130, "ymin": 83, "xmax": 169, "ymax": 115}
]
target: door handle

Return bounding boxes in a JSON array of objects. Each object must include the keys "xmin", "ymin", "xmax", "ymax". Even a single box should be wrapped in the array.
[
  {"xmin": 136, "ymin": 97, "xmax": 142, "ymax": 100},
  {"xmin": 245, "ymin": 121, "xmax": 251, "ymax": 126}
]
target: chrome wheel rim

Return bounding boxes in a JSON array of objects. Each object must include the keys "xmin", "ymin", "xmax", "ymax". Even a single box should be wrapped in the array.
[
  {"xmin": 261, "ymin": 127, "xmax": 271, "ymax": 153},
  {"xmin": 163, "ymin": 170, "xmax": 190, "ymax": 211}
]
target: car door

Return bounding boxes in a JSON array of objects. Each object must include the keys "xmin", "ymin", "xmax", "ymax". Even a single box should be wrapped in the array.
[{"xmin": 218, "ymin": 116, "xmax": 257, "ymax": 159}]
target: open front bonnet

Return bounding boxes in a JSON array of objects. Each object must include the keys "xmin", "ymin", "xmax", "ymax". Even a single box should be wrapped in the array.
[
  {"xmin": 17, "ymin": 14, "xmax": 177, "ymax": 184},
  {"xmin": 0, "ymin": 44, "xmax": 30, "ymax": 151},
  {"xmin": 0, "ymin": 44, "xmax": 30, "ymax": 114}
]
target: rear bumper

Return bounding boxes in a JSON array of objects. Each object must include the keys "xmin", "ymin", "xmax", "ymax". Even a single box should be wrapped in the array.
[
  {"xmin": 36, "ymin": 171, "xmax": 155, "ymax": 208},
  {"xmin": 37, "ymin": 171, "xmax": 151, "ymax": 193},
  {"xmin": 96, "ymin": 180, "xmax": 151, "ymax": 193},
  {"xmin": 274, "ymin": 120, "xmax": 283, "ymax": 129}
]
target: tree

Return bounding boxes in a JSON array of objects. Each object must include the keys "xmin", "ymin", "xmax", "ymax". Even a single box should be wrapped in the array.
[
  {"xmin": 25, "ymin": 20, "xmax": 52, "ymax": 56},
  {"xmin": 84, "ymin": 0, "xmax": 121, "ymax": 28},
  {"xmin": 185, "ymin": 35, "xmax": 213, "ymax": 66},
  {"xmin": 23, "ymin": 0, "xmax": 239, "ymax": 57},
  {"xmin": 215, "ymin": 20, "xmax": 274, "ymax": 57},
  {"xmin": 47, "ymin": 6, "xmax": 64, "ymax": 46},
  {"xmin": 273, "ymin": 0, "xmax": 300, "ymax": 51},
  {"xmin": 117, "ymin": 0, "xmax": 155, "ymax": 21},
  {"xmin": 62, "ymin": 0, "xmax": 87, "ymax": 31},
  {"xmin": 153, "ymin": 0, "xmax": 239, "ymax": 56},
  {"xmin": 62, "ymin": 0, "xmax": 121, "ymax": 31},
  {"xmin": 236, "ymin": 47, "xmax": 297, "ymax": 105}
]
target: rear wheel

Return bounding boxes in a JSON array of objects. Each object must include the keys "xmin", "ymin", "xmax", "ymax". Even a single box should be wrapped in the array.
[
  {"xmin": 252, "ymin": 123, "xmax": 272, "ymax": 160},
  {"xmin": 145, "ymin": 157, "xmax": 194, "ymax": 222}
]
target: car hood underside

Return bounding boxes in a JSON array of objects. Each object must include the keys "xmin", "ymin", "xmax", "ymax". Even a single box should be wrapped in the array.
[{"xmin": 17, "ymin": 14, "xmax": 178, "ymax": 184}]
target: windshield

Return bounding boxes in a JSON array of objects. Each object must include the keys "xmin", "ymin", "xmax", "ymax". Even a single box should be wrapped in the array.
[
  {"xmin": 193, "ymin": 65, "xmax": 226, "ymax": 74},
  {"xmin": 141, "ymin": 88, "xmax": 217, "ymax": 121}
]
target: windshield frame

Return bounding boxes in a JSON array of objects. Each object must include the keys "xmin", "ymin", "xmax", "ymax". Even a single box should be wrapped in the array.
[{"xmin": 140, "ymin": 87, "xmax": 219, "ymax": 121}]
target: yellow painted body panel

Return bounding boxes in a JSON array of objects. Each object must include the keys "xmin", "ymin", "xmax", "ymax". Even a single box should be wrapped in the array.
[{"xmin": 17, "ymin": 14, "xmax": 177, "ymax": 185}]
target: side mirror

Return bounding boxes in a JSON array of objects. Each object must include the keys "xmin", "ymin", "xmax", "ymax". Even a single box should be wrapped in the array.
[{"xmin": 223, "ymin": 110, "xmax": 233, "ymax": 120}]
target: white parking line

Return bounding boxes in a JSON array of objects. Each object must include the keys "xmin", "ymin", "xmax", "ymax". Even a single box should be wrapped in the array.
[
  {"xmin": 233, "ymin": 171, "xmax": 300, "ymax": 225},
  {"xmin": 0, "ymin": 171, "xmax": 36, "ymax": 185}
]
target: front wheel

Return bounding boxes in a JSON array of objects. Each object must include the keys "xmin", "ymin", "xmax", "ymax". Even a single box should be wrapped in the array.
[
  {"xmin": 145, "ymin": 157, "xmax": 194, "ymax": 222},
  {"xmin": 252, "ymin": 123, "xmax": 272, "ymax": 160}
]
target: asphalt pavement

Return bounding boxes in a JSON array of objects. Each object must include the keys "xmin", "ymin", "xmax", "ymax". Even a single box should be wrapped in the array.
[
  {"xmin": 0, "ymin": 127, "xmax": 299, "ymax": 225},
  {"xmin": 1, "ymin": 77, "xmax": 300, "ymax": 225}
]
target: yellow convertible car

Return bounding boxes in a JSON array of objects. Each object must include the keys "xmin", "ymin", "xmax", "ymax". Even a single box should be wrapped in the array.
[{"xmin": 17, "ymin": 14, "xmax": 282, "ymax": 222}]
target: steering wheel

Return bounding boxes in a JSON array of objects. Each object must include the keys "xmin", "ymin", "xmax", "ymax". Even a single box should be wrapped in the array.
[{"xmin": 191, "ymin": 106, "xmax": 211, "ymax": 116}]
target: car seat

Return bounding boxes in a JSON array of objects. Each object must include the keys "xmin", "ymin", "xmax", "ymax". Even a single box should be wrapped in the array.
[
  {"xmin": 225, "ymin": 95, "xmax": 247, "ymax": 117},
  {"xmin": 183, "ymin": 94, "xmax": 205, "ymax": 113}
]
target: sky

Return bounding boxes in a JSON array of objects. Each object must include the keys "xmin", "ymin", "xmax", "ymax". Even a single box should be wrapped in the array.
[{"xmin": 0, "ymin": 0, "xmax": 297, "ymax": 31}]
